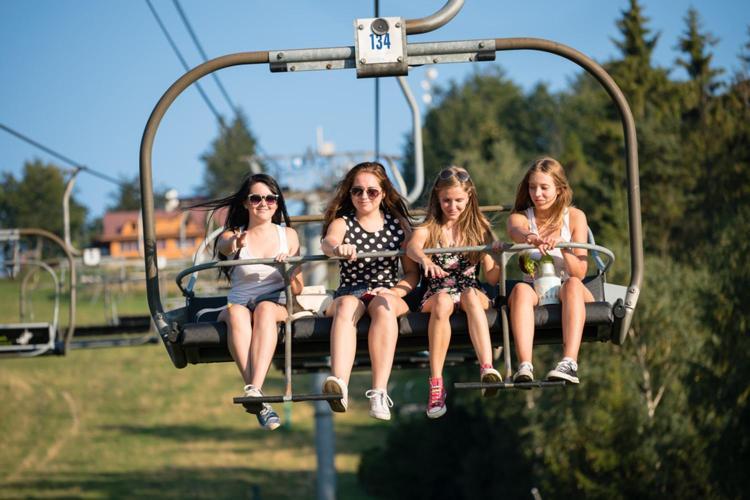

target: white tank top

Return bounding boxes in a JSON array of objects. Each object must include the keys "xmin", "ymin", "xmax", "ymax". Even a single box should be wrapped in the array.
[
  {"xmin": 525, "ymin": 207, "xmax": 571, "ymax": 280},
  {"xmin": 227, "ymin": 224, "xmax": 288, "ymax": 305}
]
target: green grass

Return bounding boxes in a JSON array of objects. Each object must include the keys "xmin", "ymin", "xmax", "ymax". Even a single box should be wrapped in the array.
[
  {"xmin": 0, "ymin": 277, "xmax": 394, "ymax": 499},
  {"xmin": 0, "ymin": 343, "xmax": 393, "ymax": 499}
]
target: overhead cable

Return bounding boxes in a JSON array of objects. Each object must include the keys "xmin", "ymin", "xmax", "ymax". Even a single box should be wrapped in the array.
[
  {"xmin": 0, "ymin": 122, "xmax": 123, "ymax": 185},
  {"xmin": 144, "ymin": 0, "xmax": 225, "ymax": 125},
  {"xmin": 172, "ymin": 0, "xmax": 237, "ymax": 115}
]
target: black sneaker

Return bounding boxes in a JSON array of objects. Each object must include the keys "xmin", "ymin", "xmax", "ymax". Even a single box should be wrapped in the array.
[{"xmin": 546, "ymin": 359, "xmax": 579, "ymax": 384}]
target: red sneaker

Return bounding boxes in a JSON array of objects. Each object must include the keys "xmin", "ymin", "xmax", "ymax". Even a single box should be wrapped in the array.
[{"xmin": 426, "ymin": 377, "xmax": 447, "ymax": 419}]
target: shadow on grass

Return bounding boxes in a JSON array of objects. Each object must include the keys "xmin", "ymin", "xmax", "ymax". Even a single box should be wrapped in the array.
[
  {"xmin": 99, "ymin": 422, "xmax": 314, "ymax": 443},
  {"xmin": 2, "ymin": 467, "xmax": 362, "ymax": 499}
]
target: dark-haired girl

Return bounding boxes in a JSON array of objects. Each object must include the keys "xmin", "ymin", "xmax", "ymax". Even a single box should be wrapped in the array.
[
  {"xmin": 320, "ymin": 162, "xmax": 419, "ymax": 421},
  {"xmin": 194, "ymin": 173, "xmax": 303, "ymax": 430}
]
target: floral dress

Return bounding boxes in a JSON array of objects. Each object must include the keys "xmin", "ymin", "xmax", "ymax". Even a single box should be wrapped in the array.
[{"xmin": 420, "ymin": 249, "xmax": 481, "ymax": 308}]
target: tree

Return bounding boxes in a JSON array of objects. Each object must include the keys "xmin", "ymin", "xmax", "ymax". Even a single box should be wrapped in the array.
[
  {"xmin": 107, "ymin": 174, "xmax": 167, "ymax": 212},
  {"xmin": 201, "ymin": 111, "xmax": 261, "ymax": 198},
  {"xmin": 0, "ymin": 160, "xmax": 87, "ymax": 239}
]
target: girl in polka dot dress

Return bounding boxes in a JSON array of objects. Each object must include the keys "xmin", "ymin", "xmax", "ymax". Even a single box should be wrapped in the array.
[
  {"xmin": 406, "ymin": 166, "xmax": 503, "ymax": 419},
  {"xmin": 320, "ymin": 162, "xmax": 419, "ymax": 421}
]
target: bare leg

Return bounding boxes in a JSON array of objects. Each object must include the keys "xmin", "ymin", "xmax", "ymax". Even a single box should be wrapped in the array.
[
  {"xmin": 559, "ymin": 277, "xmax": 595, "ymax": 362},
  {"xmin": 221, "ymin": 305, "xmax": 253, "ymax": 385},
  {"xmin": 368, "ymin": 294, "xmax": 409, "ymax": 390},
  {"xmin": 509, "ymin": 283, "xmax": 539, "ymax": 365},
  {"xmin": 422, "ymin": 292, "xmax": 455, "ymax": 379},
  {"xmin": 459, "ymin": 288, "xmax": 492, "ymax": 366},
  {"xmin": 249, "ymin": 301, "xmax": 288, "ymax": 390},
  {"xmin": 328, "ymin": 295, "xmax": 366, "ymax": 385}
]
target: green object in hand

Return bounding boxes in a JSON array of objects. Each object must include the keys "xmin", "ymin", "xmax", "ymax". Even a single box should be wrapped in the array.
[{"xmin": 519, "ymin": 252, "xmax": 536, "ymax": 275}]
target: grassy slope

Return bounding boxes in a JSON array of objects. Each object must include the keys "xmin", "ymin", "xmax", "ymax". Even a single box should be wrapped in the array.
[
  {"xmin": 0, "ymin": 279, "xmax": 389, "ymax": 499},
  {"xmin": 0, "ymin": 343, "xmax": 391, "ymax": 499}
]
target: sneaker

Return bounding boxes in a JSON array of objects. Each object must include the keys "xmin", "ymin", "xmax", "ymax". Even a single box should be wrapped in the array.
[
  {"xmin": 256, "ymin": 404, "xmax": 281, "ymax": 431},
  {"xmin": 243, "ymin": 385, "xmax": 281, "ymax": 430},
  {"xmin": 546, "ymin": 358, "xmax": 579, "ymax": 384},
  {"xmin": 322, "ymin": 376, "xmax": 348, "ymax": 412},
  {"xmin": 425, "ymin": 377, "xmax": 447, "ymax": 419},
  {"xmin": 365, "ymin": 389, "xmax": 393, "ymax": 421},
  {"xmin": 512, "ymin": 362, "xmax": 534, "ymax": 389},
  {"xmin": 479, "ymin": 364, "xmax": 503, "ymax": 397}
]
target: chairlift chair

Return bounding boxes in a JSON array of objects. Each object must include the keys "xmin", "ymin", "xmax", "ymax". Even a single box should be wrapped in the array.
[{"xmin": 139, "ymin": 2, "xmax": 643, "ymax": 407}]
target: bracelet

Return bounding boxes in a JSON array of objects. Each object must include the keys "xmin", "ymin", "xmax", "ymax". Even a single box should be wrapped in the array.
[{"xmin": 525, "ymin": 232, "xmax": 538, "ymax": 243}]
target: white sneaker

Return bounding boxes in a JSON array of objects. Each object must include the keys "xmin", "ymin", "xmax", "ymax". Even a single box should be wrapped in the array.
[
  {"xmin": 480, "ymin": 366, "xmax": 503, "ymax": 397},
  {"xmin": 322, "ymin": 376, "xmax": 348, "ymax": 412},
  {"xmin": 365, "ymin": 389, "xmax": 393, "ymax": 421},
  {"xmin": 513, "ymin": 362, "xmax": 534, "ymax": 383}
]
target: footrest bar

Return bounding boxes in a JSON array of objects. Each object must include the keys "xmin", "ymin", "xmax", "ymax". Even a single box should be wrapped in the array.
[
  {"xmin": 453, "ymin": 380, "xmax": 567, "ymax": 390},
  {"xmin": 233, "ymin": 393, "xmax": 343, "ymax": 405}
]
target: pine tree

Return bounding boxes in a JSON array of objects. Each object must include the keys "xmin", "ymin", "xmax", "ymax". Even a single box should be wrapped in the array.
[{"xmin": 201, "ymin": 111, "xmax": 260, "ymax": 198}]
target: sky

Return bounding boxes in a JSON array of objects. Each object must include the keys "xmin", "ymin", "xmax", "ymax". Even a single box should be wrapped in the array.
[{"xmin": 1, "ymin": 1, "xmax": 748, "ymax": 220}]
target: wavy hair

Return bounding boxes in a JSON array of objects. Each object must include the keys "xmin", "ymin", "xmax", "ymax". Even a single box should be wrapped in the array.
[
  {"xmin": 421, "ymin": 166, "xmax": 491, "ymax": 264},
  {"xmin": 512, "ymin": 157, "xmax": 572, "ymax": 234},
  {"xmin": 322, "ymin": 161, "xmax": 412, "ymax": 235},
  {"xmin": 190, "ymin": 173, "xmax": 291, "ymax": 280}
]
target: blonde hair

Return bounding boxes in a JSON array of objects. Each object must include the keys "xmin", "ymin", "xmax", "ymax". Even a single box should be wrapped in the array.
[
  {"xmin": 512, "ymin": 157, "xmax": 573, "ymax": 234},
  {"xmin": 420, "ymin": 166, "xmax": 491, "ymax": 264}
]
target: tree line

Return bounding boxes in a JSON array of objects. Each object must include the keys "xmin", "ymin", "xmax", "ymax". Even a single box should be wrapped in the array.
[{"xmin": 360, "ymin": 1, "xmax": 749, "ymax": 498}]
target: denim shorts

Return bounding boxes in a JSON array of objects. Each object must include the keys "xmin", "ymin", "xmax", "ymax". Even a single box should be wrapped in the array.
[
  {"xmin": 230, "ymin": 288, "xmax": 287, "ymax": 311},
  {"xmin": 334, "ymin": 284, "xmax": 378, "ymax": 305}
]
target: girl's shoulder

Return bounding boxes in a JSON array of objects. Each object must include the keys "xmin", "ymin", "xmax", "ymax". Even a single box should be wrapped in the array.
[{"xmin": 567, "ymin": 206, "xmax": 587, "ymax": 224}]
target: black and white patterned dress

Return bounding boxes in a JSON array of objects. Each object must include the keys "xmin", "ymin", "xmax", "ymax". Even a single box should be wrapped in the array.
[{"xmin": 335, "ymin": 210, "xmax": 405, "ymax": 297}]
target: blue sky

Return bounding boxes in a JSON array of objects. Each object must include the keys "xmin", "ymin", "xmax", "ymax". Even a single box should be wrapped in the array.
[{"xmin": 1, "ymin": 1, "xmax": 748, "ymax": 220}]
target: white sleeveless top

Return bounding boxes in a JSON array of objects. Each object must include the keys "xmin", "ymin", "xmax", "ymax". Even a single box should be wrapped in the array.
[
  {"xmin": 525, "ymin": 207, "xmax": 571, "ymax": 281},
  {"xmin": 227, "ymin": 224, "xmax": 288, "ymax": 305}
]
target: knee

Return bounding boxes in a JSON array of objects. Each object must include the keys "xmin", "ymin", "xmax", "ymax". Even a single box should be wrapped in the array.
[
  {"xmin": 561, "ymin": 277, "xmax": 584, "ymax": 300},
  {"xmin": 509, "ymin": 284, "xmax": 535, "ymax": 308},
  {"xmin": 460, "ymin": 289, "xmax": 483, "ymax": 310},
  {"xmin": 432, "ymin": 294, "xmax": 455, "ymax": 319},
  {"xmin": 253, "ymin": 302, "xmax": 280, "ymax": 324},
  {"xmin": 333, "ymin": 296, "xmax": 361, "ymax": 318},
  {"xmin": 369, "ymin": 295, "xmax": 395, "ymax": 318}
]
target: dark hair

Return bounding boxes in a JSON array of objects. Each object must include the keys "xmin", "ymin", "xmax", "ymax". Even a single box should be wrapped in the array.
[
  {"xmin": 190, "ymin": 173, "xmax": 291, "ymax": 280},
  {"xmin": 322, "ymin": 161, "xmax": 412, "ymax": 235}
]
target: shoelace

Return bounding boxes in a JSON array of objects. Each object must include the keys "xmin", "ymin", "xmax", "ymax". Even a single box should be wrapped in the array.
[
  {"xmin": 365, "ymin": 390, "xmax": 393, "ymax": 408},
  {"xmin": 428, "ymin": 384, "xmax": 445, "ymax": 407}
]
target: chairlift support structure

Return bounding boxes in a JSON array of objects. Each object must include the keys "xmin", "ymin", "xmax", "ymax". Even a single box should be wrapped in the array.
[{"xmin": 139, "ymin": 2, "xmax": 643, "ymax": 403}]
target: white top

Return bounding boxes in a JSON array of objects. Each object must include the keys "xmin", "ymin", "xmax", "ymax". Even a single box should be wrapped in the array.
[
  {"xmin": 227, "ymin": 224, "xmax": 288, "ymax": 305},
  {"xmin": 525, "ymin": 207, "xmax": 571, "ymax": 281}
]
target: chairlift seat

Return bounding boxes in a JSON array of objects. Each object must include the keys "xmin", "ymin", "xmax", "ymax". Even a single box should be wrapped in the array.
[
  {"xmin": 0, "ymin": 322, "xmax": 56, "ymax": 355},
  {"xmin": 175, "ymin": 275, "xmax": 619, "ymax": 367}
]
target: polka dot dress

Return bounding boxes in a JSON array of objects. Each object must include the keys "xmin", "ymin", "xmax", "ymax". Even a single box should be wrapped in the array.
[{"xmin": 337, "ymin": 210, "xmax": 405, "ymax": 290}]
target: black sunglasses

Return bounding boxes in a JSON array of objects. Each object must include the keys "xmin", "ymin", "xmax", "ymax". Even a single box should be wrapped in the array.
[
  {"xmin": 438, "ymin": 168, "xmax": 470, "ymax": 182},
  {"xmin": 350, "ymin": 187, "xmax": 382, "ymax": 199},
  {"xmin": 247, "ymin": 193, "xmax": 279, "ymax": 206}
]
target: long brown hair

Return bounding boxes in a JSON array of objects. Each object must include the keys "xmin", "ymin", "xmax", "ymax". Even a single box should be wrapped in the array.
[
  {"xmin": 322, "ymin": 161, "xmax": 411, "ymax": 235},
  {"xmin": 512, "ymin": 157, "xmax": 572, "ymax": 234},
  {"xmin": 421, "ymin": 166, "xmax": 491, "ymax": 264}
]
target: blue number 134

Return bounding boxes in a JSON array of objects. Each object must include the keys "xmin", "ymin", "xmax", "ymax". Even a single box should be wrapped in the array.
[{"xmin": 369, "ymin": 33, "xmax": 391, "ymax": 50}]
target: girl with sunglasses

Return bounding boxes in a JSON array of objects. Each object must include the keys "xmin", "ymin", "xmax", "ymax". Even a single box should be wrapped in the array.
[
  {"xmin": 193, "ymin": 173, "xmax": 303, "ymax": 430},
  {"xmin": 507, "ymin": 157, "xmax": 593, "ymax": 385},
  {"xmin": 406, "ymin": 166, "xmax": 502, "ymax": 419},
  {"xmin": 320, "ymin": 161, "xmax": 419, "ymax": 421}
]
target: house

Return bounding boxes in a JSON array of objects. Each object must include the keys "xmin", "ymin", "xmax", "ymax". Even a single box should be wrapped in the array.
[{"xmin": 98, "ymin": 204, "xmax": 218, "ymax": 260}]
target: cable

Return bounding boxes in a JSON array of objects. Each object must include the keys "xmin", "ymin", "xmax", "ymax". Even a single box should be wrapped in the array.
[
  {"xmin": 0, "ymin": 122, "xmax": 124, "ymax": 185},
  {"xmin": 168, "ymin": 0, "xmax": 281, "ymax": 173},
  {"xmin": 144, "ymin": 0, "xmax": 225, "ymax": 125},
  {"xmin": 172, "ymin": 0, "xmax": 237, "ymax": 115}
]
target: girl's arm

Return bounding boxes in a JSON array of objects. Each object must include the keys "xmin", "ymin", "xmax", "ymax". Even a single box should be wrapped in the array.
[
  {"xmin": 562, "ymin": 208, "xmax": 589, "ymax": 279},
  {"xmin": 508, "ymin": 212, "xmax": 551, "ymax": 253},
  {"xmin": 406, "ymin": 227, "xmax": 447, "ymax": 279},
  {"xmin": 217, "ymin": 229, "xmax": 244, "ymax": 257},
  {"xmin": 389, "ymin": 223, "xmax": 419, "ymax": 297},
  {"xmin": 321, "ymin": 217, "xmax": 356, "ymax": 261},
  {"xmin": 286, "ymin": 227, "xmax": 305, "ymax": 295}
]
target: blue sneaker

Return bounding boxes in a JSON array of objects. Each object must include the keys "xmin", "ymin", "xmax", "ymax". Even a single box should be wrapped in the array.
[{"xmin": 244, "ymin": 385, "xmax": 281, "ymax": 430}]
